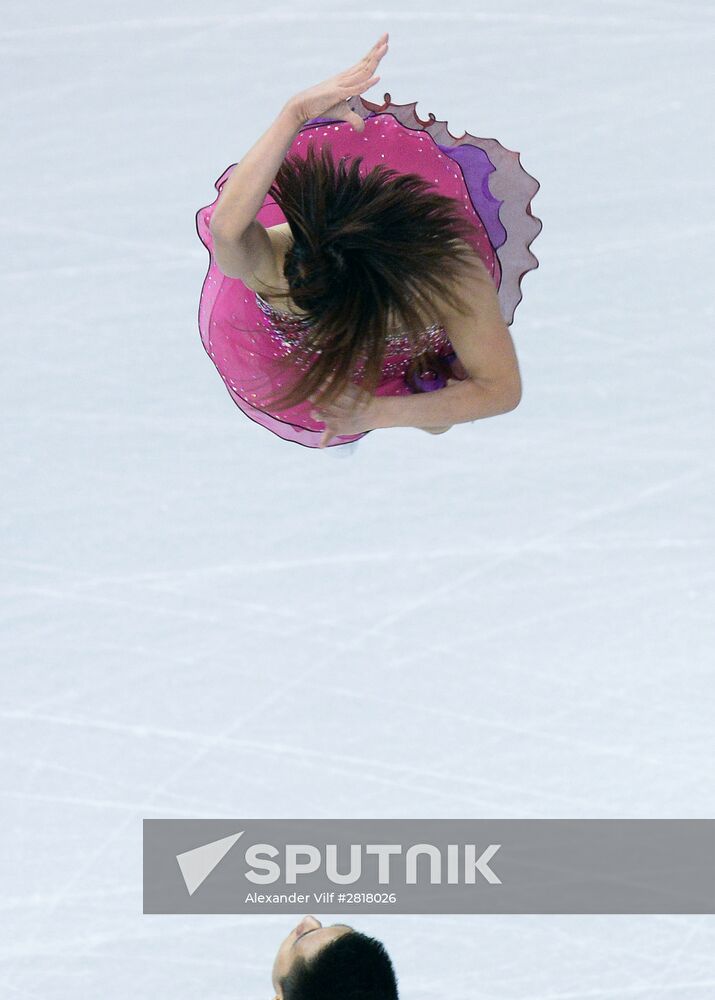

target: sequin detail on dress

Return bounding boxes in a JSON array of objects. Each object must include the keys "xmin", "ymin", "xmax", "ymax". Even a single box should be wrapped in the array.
[{"xmin": 254, "ymin": 291, "xmax": 454, "ymax": 379}]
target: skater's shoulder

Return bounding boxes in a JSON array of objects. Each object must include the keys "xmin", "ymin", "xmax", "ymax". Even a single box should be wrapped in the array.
[
  {"xmin": 435, "ymin": 241, "xmax": 501, "ymax": 327},
  {"xmin": 211, "ymin": 218, "xmax": 289, "ymax": 301}
]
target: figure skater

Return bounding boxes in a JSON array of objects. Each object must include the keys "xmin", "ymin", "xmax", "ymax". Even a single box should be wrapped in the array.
[
  {"xmin": 195, "ymin": 31, "xmax": 542, "ymax": 450},
  {"xmin": 270, "ymin": 915, "xmax": 398, "ymax": 1000}
]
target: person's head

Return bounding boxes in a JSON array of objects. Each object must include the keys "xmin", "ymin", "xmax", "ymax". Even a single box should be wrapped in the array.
[
  {"xmin": 258, "ymin": 137, "xmax": 481, "ymax": 412},
  {"xmin": 271, "ymin": 914, "xmax": 399, "ymax": 1000}
]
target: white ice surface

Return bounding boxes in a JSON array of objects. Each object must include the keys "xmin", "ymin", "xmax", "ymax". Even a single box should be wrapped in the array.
[{"xmin": 2, "ymin": 1, "xmax": 715, "ymax": 997}]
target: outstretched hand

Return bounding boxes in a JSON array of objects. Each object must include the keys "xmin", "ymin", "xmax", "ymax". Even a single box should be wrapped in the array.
[{"xmin": 286, "ymin": 32, "xmax": 389, "ymax": 132}]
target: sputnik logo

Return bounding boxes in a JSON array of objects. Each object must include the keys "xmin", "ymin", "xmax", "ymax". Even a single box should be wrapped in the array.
[
  {"xmin": 176, "ymin": 833, "xmax": 502, "ymax": 895},
  {"xmin": 176, "ymin": 831, "xmax": 244, "ymax": 896}
]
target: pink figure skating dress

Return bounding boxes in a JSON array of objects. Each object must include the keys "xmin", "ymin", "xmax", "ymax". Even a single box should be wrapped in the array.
[{"xmin": 195, "ymin": 94, "xmax": 542, "ymax": 449}]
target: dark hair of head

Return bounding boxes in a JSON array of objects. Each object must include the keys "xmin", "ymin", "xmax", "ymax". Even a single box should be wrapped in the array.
[
  {"xmin": 252, "ymin": 135, "xmax": 481, "ymax": 412},
  {"xmin": 279, "ymin": 929, "xmax": 399, "ymax": 1000}
]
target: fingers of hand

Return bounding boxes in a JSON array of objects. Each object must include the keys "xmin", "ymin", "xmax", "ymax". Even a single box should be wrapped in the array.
[
  {"xmin": 363, "ymin": 38, "xmax": 388, "ymax": 70},
  {"xmin": 340, "ymin": 65, "xmax": 380, "ymax": 90},
  {"xmin": 311, "ymin": 386, "xmax": 369, "ymax": 426},
  {"xmin": 361, "ymin": 76, "xmax": 380, "ymax": 93},
  {"xmin": 368, "ymin": 32, "xmax": 389, "ymax": 60},
  {"xmin": 353, "ymin": 36, "xmax": 387, "ymax": 71},
  {"xmin": 344, "ymin": 34, "xmax": 388, "ymax": 80}
]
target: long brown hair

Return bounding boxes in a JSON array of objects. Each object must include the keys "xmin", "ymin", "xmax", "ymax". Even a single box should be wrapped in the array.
[{"xmin": 254, "ymin": 138, "xmax": 481, "ymax": 411}]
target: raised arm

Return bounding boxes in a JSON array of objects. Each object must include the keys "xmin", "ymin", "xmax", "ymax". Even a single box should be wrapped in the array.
[
  {"xmin": 209, "ymin": 32, "xmax": 388, "ymax": 241},
  {"xmin": 209, "ymin": 106, "xmax": 304, "ymax": 239}
]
